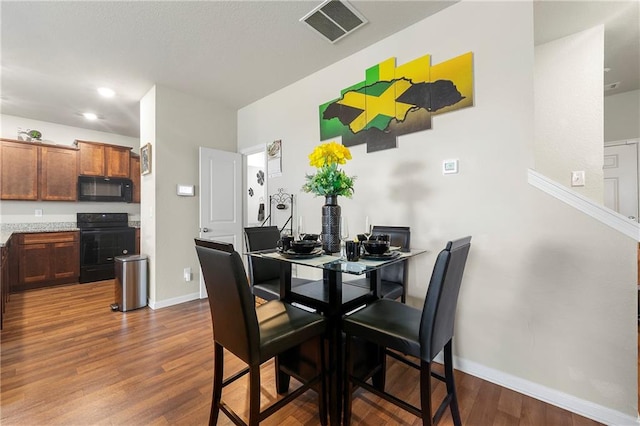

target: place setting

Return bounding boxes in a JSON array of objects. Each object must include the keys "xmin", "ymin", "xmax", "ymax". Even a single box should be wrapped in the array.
[
  {"xmin": 276, "ymin": 223, "xmax": 324, "ymax": 259},
  {"xmin": 351, "ymin": 224, "xmax": 401, "ymax": 261}
]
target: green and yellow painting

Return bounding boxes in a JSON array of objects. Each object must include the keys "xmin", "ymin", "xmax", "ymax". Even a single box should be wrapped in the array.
[{"xmin": 319, "ymin": 52, "xmax": 474, "ymax": 152}]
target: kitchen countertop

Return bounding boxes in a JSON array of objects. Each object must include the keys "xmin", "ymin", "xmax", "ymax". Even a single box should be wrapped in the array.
[{"xmin": 0, "ymin": 221, "xmax": 140, "ymax": 247}]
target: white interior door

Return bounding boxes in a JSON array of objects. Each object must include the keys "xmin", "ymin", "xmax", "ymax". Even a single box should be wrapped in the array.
[
  {"xmin": 603, "ymin": 141, "xmax": 639, "ymax": 222},
  {"xmin": 199, "ymin": 147, "xmax": 242, "ymax": 297}
]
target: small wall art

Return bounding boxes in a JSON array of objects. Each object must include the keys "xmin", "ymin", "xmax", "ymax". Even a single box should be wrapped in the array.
[
  {"xmin": 141, "ymin": 143, "xmax": 152, "ymax": 175},
  {"xmin": 267, "ymin": 140, "xmax": 282, "ymax": 177}
]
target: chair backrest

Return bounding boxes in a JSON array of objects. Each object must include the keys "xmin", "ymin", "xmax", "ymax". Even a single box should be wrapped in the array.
[
  {"xmin": 372, "ymin": 225, "xmax": 411, "ymax": 283},
  {"xmin": 195, "ymin": 238, "xmax": 260, "ymax": 365},
  {"xmin": 244, "ymin": 226, "xmax": 281, "ymax": 284},
  {"xmin": 419, "ymin": 236, "xmax": 472, "ymax": 361}
]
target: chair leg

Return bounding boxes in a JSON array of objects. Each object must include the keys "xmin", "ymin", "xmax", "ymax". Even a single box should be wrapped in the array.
[
  {"xmin": 210, "ymin": 343, "xmax": 224, "ymax": 425},
  {"xmin": 275, "ymin": 356, "xmax": 291, "ymax": 394},
  {"xmin": 248, "ymin": 365, "xmax": 261, "ymax": 426},
  {"xmin": 343, "ymin": 334, "xmax": 353, "ymax": 426},
  {"xmin": 371, "ymin": 344, "xmax": 386, "ymax": 391},
  {"xmin": 420, "ymin": 360, "xmax": 434, "ymax": 426},
  {"xmin": 444, "ymin": 341, "xmax": 462, "ymax": 426},
  {"xmin": 318, "ymin": 336, "xmax": 328, "ymax": 426}
]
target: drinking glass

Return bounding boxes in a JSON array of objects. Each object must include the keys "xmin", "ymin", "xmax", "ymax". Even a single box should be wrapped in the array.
[
  {"xmin": 340, "ymin": 217, "xmax": 350, "ymax": 258},
  {"xmin": 296, "ymin": 216, "xmax": 306, "ymax": 241},
  {"xmin": 363, "ymin": 216, "xmax": 372, "ymax": 240}
]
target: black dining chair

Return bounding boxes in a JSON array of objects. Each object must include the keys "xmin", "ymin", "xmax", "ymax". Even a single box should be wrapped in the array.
[
  {"xmin": 194, "ymin": 238, "xmax": 328, "ymax": 426},
  {"xmin": 350, "ymin": 225, "xmax": 411, "ymax": 302},
  {"xmin": 342, "ymin": 236, "xmax": 472, "ymax": 426},
  {"xmin": 244, "ymin": 226, "xmax": 316, "ymax": 301}
]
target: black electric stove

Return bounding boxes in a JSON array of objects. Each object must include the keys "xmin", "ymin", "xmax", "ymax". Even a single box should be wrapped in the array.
[{"xmin": 77, "ymin": 213, "xmax": 135, "ymax": 283}]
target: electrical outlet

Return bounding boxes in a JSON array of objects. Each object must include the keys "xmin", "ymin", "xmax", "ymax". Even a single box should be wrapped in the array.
[
  {"xmin": 571, "ymin": 171, "xmax": 585, "ymax": 187},
  {"xmin": 183, "ymin": 267, "xmax": 192, "ymax": 282},
  {"xmin": 35, "ymin": 209, "xmax": 43, "ymax": 217}
]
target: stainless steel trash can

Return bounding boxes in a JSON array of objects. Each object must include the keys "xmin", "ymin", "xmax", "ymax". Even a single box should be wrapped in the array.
[{"xmin": 113, "ymin": 254, "xmax": 148, "ymax": 312}]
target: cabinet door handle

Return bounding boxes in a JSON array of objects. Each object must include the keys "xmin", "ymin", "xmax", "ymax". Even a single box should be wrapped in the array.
[{"xmin": 202, "ymin": 227, "xmax": 209, "ymax": 233}]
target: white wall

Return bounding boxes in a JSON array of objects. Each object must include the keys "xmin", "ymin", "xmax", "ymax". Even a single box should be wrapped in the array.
[
  {"xmin": 534, "ymin": 27, "xmax": 604, "ymax": 204},
  {"xmin": 605, "ymin": 89, "xmax": 640, "ymax": 142},
  {"xmin": 238, "ymin": 1, "xmax": 637, "ymax": 421},
  {"xmin": 140, "ymin": 85, "xmax": 236, "ymax": 307},
  {"xmin": 0, "ymin": 114, "xmax": 140, "ymax": 224}
]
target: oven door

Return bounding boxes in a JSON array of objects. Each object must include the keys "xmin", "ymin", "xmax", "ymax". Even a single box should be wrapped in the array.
[{"xmin": 79, "ymin": 228, "xmax": 135, "ymax": 283}]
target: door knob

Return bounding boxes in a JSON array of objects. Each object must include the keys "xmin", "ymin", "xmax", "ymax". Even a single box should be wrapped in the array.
[{"xmin": 202, "ymin": 227, "xmax": 210, "ymax": 233}]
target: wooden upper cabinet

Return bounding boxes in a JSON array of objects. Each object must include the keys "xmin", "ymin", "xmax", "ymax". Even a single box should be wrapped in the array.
[
  {"xmin": 76, "ymin": 140, "xmax": 131, "ymax": 178},
  {"xmin": 39, "ymin": 146, "xmax": 78, "ymax": 201},
  {"xmin": 105, "ymin": 146, "xmax": 131, "ymax": 178},
  {"xmin": 1, "ymin": 139, "xmax": 79, "ymax": 202},
  {"xmin": 130, "ymin": 154, "xmax": 141, "ymax": 203},
  {"xmin": 77, "ymin": 141, "xmax": 104, "ymax": 176},
  {"xmin": 1, "ymin": 140, "xmax": 39, "ymax": 200}
]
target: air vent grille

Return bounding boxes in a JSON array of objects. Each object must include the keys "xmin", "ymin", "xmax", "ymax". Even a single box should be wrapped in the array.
[{"xmin": 301, "ymin": 0, "xmax": 368, "ymax": 44}]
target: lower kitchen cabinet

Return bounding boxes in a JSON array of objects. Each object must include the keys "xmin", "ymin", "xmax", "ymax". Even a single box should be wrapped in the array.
[
  {"xmin": 1, "ymin": 241, "xmax": 9, "ymax": 329},
  {"xmin": 14, "ymin": 231, "xmax": 79, "ymax": 292}
]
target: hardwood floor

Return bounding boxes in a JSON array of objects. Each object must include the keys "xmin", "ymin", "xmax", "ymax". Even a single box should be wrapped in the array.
[{"xmin": 1, "ymin": 281, "xmax": 602, "ymax": 425}]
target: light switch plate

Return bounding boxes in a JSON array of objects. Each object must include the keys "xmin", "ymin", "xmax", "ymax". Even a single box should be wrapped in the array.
[
  {"xmin": 177, "ymin": 184, "xmax": 195, "ymax": 196},
  {"xmin": 571, "ymin": 171, "xmax": 585, "ymax": 187},
  {"xmin": 443, "ymin": 159, "xmax": 459, "ymax": 174}
]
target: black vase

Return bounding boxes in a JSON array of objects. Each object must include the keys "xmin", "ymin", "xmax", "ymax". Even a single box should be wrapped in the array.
[{"xmin": 321, "ymin": 195, "xmax": 341, "ymax": 254}]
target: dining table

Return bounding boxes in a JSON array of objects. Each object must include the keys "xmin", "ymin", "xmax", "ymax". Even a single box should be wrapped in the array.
[{"xmin": 247, "ymin": 246, "xmax": 427, "ymax": 425}]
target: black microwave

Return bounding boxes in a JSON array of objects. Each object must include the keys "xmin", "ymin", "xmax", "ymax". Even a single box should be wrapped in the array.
[{"xmin": 77, "ymin": 176, "xmax": 133, "ymax": 203}]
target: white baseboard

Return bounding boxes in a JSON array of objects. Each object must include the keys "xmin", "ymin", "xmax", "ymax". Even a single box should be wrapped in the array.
[
  {"xmin": 445, "ymin": 354, "xmax": 639, "ymax": 425},
  {"xmin": 147, "ymin": 292, "xmax": 201, "ymax": 310}
]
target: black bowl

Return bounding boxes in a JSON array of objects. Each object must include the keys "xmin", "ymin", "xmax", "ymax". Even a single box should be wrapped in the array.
[
  {"xmin": 302, "ymin": 234, "xmax": 319, "ymax": 241},
  {"xmin": 290, "ymin": 240, "xmax": 317, "ymax": 254},
  {"xmin": 363, "ymin": 240, "xmax": 390, "ymax": 255}
]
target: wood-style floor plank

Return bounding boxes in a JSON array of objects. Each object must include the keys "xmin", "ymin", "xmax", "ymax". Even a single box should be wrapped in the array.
[{"xmin": 1, "ymin": 281, "xmax": 604, "ymax": 425}]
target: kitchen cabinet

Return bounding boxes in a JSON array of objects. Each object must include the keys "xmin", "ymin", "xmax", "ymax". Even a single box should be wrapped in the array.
[
  {"xmin": 39, "ymin": 146, "xmax": 78, "ymax": 201},
  {"xmin": 130, "ymin": 154, "xmax": 141, "ymax": 203},
  {"xmin": 0, "ymin": 139, "xmax": 78, "ymax": 201},
  {"xmin": 14, "ymin": 232, "xmax": 79, "ymax": 292},
  {"xmin": 135, "ymin": 228, "xmax": 140, "ymax": 254},
  {"xmin": 1, "ymin": 240, "xmax": 10, "ymax": 329},
  {"xmin": 76, "ymin": 140, "xmax": 131, "ymax": 178},
  {"xmin": 0, "ymin": 139, "xmax": 38, "ymax": 200}
]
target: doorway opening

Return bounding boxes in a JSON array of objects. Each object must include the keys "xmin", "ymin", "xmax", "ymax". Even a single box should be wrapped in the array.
[{"xmin": 243, "ymin": 147, "xmax": 267, "ymax": 229}]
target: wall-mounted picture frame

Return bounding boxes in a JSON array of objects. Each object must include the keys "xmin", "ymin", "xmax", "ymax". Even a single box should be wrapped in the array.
[{"xmin": 141, "ymin": 143, "xmax": 152, "ymax": 175}]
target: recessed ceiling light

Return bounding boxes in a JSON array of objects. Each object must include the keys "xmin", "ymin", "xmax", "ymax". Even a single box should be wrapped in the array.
[
  {"xmin": 83, "ymin": 112, "xmax": 98, "ymax": 120},
  {"xmin": 97, "ymin": 87, "xmax": 115, "ymax": 98}
]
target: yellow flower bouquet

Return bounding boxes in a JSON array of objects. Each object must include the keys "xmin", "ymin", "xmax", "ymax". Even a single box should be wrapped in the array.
[{"xmin": 302, "ymin": 141, "xmax": 355, "ymax": 197}]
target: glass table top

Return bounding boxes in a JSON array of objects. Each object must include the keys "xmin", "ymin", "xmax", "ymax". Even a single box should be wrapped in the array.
[{"xmin": 247, "ymin": 248, "xmax": 426, "ymax": 276}]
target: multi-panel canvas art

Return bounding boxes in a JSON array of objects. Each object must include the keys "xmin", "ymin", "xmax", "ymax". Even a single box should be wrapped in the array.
[{"xmin": 319, "ymin": 52, "xmax": 474, "ymax": 152}]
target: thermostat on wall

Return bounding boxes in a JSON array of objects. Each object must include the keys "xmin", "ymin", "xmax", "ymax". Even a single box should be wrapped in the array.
[
  {"xmin": 442, "ymin": 159, "xmax": 459, "ymax": 174},
  {"xmin": 176, "ymin": 184, "xmax": 195, "ymax": 196}
]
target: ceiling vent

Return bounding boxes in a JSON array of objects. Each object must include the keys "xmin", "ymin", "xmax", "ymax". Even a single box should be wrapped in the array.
[
  {"xmin": 604, "ymin": 82, "xmax": 621, "ymax": 91},
  {"xmin": 300, "ymin": 0, "xmax": 368, "ymax": 44}
]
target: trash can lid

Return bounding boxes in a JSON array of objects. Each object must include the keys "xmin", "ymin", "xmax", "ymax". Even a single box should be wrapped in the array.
[{"xmin": 115, "ymin": 254, "xmax": 148, "ymax": 262}]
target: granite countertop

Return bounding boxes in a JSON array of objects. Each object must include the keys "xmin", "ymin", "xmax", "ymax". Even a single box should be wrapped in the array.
[{"xmin": 0, "ymin": 221, "xmax": 140, "ymax": 247}]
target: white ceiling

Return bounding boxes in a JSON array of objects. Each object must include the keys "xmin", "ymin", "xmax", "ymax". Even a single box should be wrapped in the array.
[
  {"xmin": 534, "ymin": 0, "xmax": 639, "ymax": 96},
  {"xmin": 1, "ymin": 1, "xmax": 638, "ymax": 139}
]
